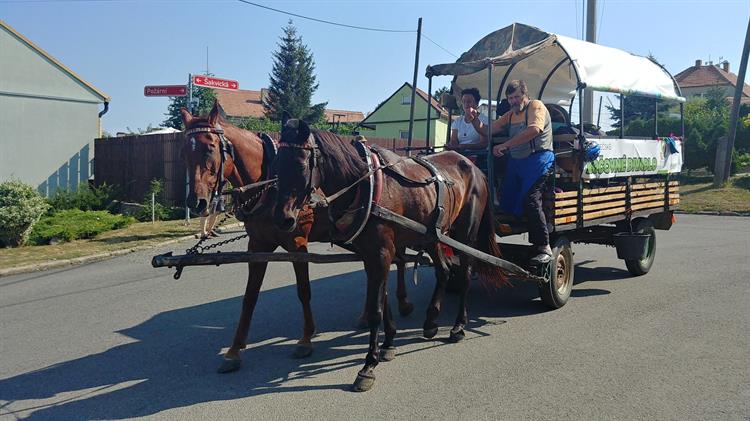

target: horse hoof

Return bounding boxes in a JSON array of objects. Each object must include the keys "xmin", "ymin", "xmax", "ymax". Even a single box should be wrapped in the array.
[
  {"xmin": 398, "ymin": 301, "xmax": 415, "ymax": 317},
  {"xmin": 379, "ymin": 346, "xmax": 397, "ymax": 362},
  {"xmin": 448, "ymin": 327, "xmax": 465, "ymax": 343},
  {"xmin": 423, "ymin": 326, "xmax": 438, "ymax": 339},
  {"xmin": 217, "ymin": 357, "xmax": 241, "ymax": 374},
  {"xmin": 352, "ymin": 372, "xmax": 375, "ymax": 392},
  {"xmin": 292, "ymin": 344, "xmax": 313, "ymax": 359},
  {"xmin": 356, "ymin": 318, "xmax": 369, "ymax": 330}
]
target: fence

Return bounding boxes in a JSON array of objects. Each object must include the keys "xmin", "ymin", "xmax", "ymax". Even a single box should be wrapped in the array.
[{"xmin": 94, "ymin": 131, "xmax": 429, "ymax": 206}]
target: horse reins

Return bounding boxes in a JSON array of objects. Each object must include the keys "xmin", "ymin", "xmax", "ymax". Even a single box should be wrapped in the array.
[{"xmin": 185, "ymin": 125, "xmax": 235, "ymax": 210}]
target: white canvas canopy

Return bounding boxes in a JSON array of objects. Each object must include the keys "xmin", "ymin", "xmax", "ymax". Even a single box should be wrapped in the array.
[{"xmin": 427, "ymin": 23, "xmax": 685, "ymax": 106}]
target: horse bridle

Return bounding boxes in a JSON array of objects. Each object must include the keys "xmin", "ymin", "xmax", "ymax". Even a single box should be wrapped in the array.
[
  {"xmin": 277, "ymin": 134, "xmax": 322, "ymax": 208},
  {"xmin": 185, "ymin": 124, "xmax": 235, "ymax": 206}
]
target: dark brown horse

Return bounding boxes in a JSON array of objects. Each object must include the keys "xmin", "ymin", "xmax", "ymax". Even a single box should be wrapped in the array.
[
  {"xmin": 180, "ymin": 103, "xmax": 414, "ymax": 373},
  {"xmin": 273, "ymin": 119, "xmax": 508, "ymax": 392}
]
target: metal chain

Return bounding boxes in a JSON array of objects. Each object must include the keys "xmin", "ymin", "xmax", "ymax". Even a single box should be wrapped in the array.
[{"xmin": 183, "ymin": 183, "xmax": 273, "ymax": 255}]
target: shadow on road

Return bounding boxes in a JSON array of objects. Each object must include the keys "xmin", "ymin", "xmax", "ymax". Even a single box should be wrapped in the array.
[{"xmin": 0, "ymin": 258, "xmax": 622, "ymax": 419}]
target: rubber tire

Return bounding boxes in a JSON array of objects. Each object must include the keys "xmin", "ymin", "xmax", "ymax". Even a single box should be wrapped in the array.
[
  {"xmin": 624, "ymin": 219, "xmax": 656, "ymax": 276},
  {"xmin": 538, "ymin": 236, "xmax": 574, "ymax": 309}
]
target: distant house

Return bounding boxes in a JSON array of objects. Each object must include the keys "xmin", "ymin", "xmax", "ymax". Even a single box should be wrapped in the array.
[
  {"xmin": 0, "ymin": 20, "xmax": 109, "ymax": 195},
  {"xmin": 213, "ymin": 88, "xmax": 364, "ymax": 124},
  {"xmin": 675, "ymin": 59, "xmax": 750, "ymax": 105},
  {"xmin": 358, "ymin": 82, "xmax": 449, "ymax": 147}
]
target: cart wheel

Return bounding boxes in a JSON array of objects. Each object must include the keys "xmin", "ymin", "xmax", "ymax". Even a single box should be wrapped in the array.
[
  {"xmin": 624, "ymin": 218, "xmax": 656, "ymax": 276},
  {"xmin": 538, "ymin": 236, "xmax": 574, "ymax": 309}
]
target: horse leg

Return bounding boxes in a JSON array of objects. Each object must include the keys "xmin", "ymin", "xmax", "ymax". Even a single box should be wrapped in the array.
[
  {"xmin": 219, "ymin": 242, "xmax": 273, "ymax": 373},
  {"xmin": 291, "ymin": 260, "xmax": 316, "ymax": 359},
  {"xmin": 423, "ymin": 246, "xmax": 449, "ymax": 339},
  {"xmin": 395, "ymin": 254, "xmax": 414, "ymax": 317},
  {"xmin": 358, "ymin": 250, "xmax": 412, "ymax": 327},
  {"xmin": 449, "ymin": 255, "xmax": 471, "ymax": 343},
  {"xmin": 353, "ymin": 245, "xmax": 394, "ymax": 392},
  {"xmin": 379, "ymin": 289, "xmax": 397, "ymax": 362}
]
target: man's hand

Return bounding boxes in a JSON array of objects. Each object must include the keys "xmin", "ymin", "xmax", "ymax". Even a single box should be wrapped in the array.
[
  {"xmin": 466, "ymin": 107, "xmax": 479, "ymax": 123},
  {"xmin": 493, "ymin": 143, "xmax": 507, "ymax": 157}
]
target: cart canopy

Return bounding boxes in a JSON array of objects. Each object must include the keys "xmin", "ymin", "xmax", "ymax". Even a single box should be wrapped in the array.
[{"xmin": 427, "ymin": 23, "xmax": 685, "ymax": 105}]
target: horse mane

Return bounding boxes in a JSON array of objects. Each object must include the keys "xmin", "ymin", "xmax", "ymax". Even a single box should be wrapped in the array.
[{"xmin": 311, "ymin": 129, "xmax": 368, "ymax": 185}]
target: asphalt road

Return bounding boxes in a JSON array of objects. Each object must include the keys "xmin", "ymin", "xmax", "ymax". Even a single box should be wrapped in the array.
[{"xmin": 1, "ymin": 214, "xmax": 748, "ymax": 420}]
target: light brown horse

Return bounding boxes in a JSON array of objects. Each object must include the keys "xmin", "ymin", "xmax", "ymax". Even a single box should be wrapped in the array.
[
  {"xmin": 273, "ymin": 119, "xmax": 508, "ymax": 392},
  {"xmin": 180, "ymin": 103, "xmax": 414, "ymax": 373}
]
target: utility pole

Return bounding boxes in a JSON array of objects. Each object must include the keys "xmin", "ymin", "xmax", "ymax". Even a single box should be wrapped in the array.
[
  {"xmin": 582, "ymin": 0, "xmax": 597, "ymax": 125},
  {"xmin": 185, "ymin": 73, "xmax": 193, "ymax": 223},
  {"xmin": 406, "ymin": 17, "xmax": 422, "ymax": 157},
  {"xmin": 714, "ymin": 16, "xmax": 750, "ymax": 185}
]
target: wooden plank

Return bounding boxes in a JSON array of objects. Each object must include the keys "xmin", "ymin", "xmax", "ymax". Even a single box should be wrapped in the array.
[
  {"xmin": 583, "ymin": 206, "xmax": 626, "ymax": 220},
  {"xmin": 582, "ymin": 185, "xmax": 627, "ymax": 196},
  {"xmin": 584, "ymin": 200, "xmax": 626, "ymax": 212},
  {"xmin": 631, "ymin": 194, "xmax": 666, "ymax": 204},
  {"xmin": 555, "ymin": 198, "xmax": 579, "ymax": 208},
  {"xmin": 632, "ymin": 182, "xmax": 667, "ymax": 190},
  {"xmin": 631, "ymin": 201, "xmax": 670, "ymax": 211},
  {"xmin": 669, "ymin": 180, "xmax": 679, "ymax": 186},
  {"xmin": 631, "ymin": 189, "xmax": 665, "ymax": 198},
  {"xmin": 555, "ymin": 215, "xmax": 577, "ymax": 225},
  {"xmin": 554, "ymin": 207, "xmax": 578, "ymax": 216},
  {"xmin": 582, "ymin": 193, "xmax": 626, "ymax": 204},
  {"xmin": 554, "ymin": 190, "xmax": 579, "ymax": 199}
]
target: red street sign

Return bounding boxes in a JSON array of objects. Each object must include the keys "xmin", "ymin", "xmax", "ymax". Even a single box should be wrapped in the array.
[
  {"xmin": 144, "ymin": 85, "xmax": 187, "ymax": 97},
  {"xmin": 193, "ymin": 75, "xmax": 239, "ymax": 91}
]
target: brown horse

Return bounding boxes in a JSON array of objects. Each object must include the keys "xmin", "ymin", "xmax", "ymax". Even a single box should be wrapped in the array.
[
  {"xmin": 273, "ymin": 119, "xmax": 508, "ymax": 392},
  {"xmin": 180, "ymin": 103, "xmax": 414, "ymax": 374}
]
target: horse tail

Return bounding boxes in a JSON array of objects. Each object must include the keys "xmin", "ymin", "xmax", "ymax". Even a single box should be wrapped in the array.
[{"xmin": 474, "ymin": 176, "xmax": 511, "ymax": 289}]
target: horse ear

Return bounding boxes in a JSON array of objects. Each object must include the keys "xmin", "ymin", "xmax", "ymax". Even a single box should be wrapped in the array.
[
  {"xmin": 297, "ymin": 119, "xmax": 311, "ymax": 143},
  {"xmin": 208, "ymin": 101, "xmax": 225, "ymax": 126},
  {"xmin": 180, "ymin": 108, "xmax": 193, "ymax": 126}
]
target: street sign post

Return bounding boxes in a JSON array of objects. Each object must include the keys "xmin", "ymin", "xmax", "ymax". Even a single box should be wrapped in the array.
[
  {"xmin": 192, "ymin": 75, "xmax": 239, "ymax": 90},
  {"xmin": 144, "ymin": 85, "xmax": 187, "ymax": 97}
]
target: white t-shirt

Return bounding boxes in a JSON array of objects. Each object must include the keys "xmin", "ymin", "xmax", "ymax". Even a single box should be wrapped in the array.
[{"xmin": 453, "ymin": 114, "xmax": 489, "ymax": 145}]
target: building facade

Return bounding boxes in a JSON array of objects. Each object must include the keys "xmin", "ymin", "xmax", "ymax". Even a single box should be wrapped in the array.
[
  {"xmin": 358, "ymin": 82, "xmax": 449, "ymax": 147},
  {"xmin": 0, "ymin": 20, "xmax": 109, "ymax": 195}
]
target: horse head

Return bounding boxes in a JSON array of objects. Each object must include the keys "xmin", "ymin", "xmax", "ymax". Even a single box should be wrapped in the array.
[
  {"xmin": 273, "ymin": 118, "xmax": 316, "ymax": 232},
  {"xmin": 181, "ymin": 101, "xmax": 235, "ymax": 215}
]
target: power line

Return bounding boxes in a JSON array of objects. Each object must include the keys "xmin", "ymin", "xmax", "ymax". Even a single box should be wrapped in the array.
[
  {"xmin": 236, "ymin": 0, "xmax": 413, "ymax": 33},
  {"xmin": 422, "ymin": 33, "xmax": 457, "ymax": 59}
]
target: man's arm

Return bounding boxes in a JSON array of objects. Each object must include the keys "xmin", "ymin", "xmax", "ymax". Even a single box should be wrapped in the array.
[
  {"xmin": 492, "ymin": 126, "xmax": 541, "ymax": 155},
  {"xmin": 446, "ymin": 128, "xmax": 459, "ymax": 150}
]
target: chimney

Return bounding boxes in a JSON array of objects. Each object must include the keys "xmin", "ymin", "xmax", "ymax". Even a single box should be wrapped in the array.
[
  {"xmin": 695, "ymin": 59, "xmax": 702, "ymax": 67},
  {"xmin": 722, "ymin": 61, "xmax": 730, "ymax": 72}
]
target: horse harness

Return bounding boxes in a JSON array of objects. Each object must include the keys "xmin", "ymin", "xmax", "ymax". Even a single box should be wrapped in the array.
[{"xmin": 278, "ymin": 133, "xmax": 455, "ymax": 246}]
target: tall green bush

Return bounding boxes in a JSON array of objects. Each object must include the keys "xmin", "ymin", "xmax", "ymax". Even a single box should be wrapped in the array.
[
  {"xmin": 0, "ymin": 180, "xmax": 50, "ymax": 247},
  {"xmin": 30, "ymin": 209, "xmax": 134, "ymax": 245},
  {"xmin": 46, "ymin": 183, "xmax": 121, "ymax": 213}
]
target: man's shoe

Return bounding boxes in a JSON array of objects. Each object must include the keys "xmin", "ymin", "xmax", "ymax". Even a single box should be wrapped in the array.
[{"xmin": 530, "ymin": 245, "xmax": 553, "ymax": 265}]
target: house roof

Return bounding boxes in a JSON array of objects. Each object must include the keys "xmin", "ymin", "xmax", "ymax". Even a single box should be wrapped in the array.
[
  {"xmin": 213, "ymin": 89, "xmax": 266, "ymax": 118},
  {"xmin": 361, "ymin": 82, "xmax": 448, "ymax": 125},
  {"xmin": 213, "ymin": 88, "xmax": 364, "ymax": 123},
  {"xmin": 323, "ymin": 109, "xmax": 365, "ymax": 123},
  {"xmin": 0, "ymin": 19, "xmax": 110, "ymax": 102},
  {"xmin": 675, "ymin": 63, "xmax": 750, "ymax": 99}
]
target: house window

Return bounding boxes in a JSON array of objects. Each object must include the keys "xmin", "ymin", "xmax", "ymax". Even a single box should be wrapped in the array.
[
  {"xmin": 400, "ymin": 130, "xmax": 409, "ymax": 140},
  {"xmin": 401, "ymin": 95, "xmax": 411, "ymax": 105}
]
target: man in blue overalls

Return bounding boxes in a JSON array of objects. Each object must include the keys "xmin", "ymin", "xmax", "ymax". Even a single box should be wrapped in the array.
[{"xmin": 468, "ymin": 80, "xmax": 554, "ymax": 264}]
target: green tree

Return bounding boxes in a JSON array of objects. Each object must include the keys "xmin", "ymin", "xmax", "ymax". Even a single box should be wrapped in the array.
[
  {"xmin": 163, "ymin": 85, "xmax": 217, "ymax": 129},
  {"xmin": 605, "ymin": 54, "xmax": 663, "ymax": 128},
  {"xmin": 265, "ymin": 20, "xmax": 327, "ymax": 124}
]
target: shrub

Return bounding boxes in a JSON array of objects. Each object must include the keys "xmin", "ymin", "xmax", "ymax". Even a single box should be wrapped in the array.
[
  {"xmin": 29, "ymin": 209, "xmax": 135, "ymax": 245},
  {"xmin": 136, "ymin": 179, "xmax": 182, "ymax": 222},
  {"xmin": 47, "ymin": 183, "xmax": 121, "ymax": 214},
  {"xmin": 0, "ymin": 180, "xmax": 50, "ymax": 247}
]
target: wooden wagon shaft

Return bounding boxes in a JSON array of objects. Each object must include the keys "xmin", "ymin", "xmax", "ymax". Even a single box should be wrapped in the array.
[{"xmin": 152, "ymin": 251, "xmax": 432, "ymax": 269}]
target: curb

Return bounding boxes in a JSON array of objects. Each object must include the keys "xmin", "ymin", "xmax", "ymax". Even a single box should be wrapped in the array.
[
  {"xmin": 674, "ymin": 210, "xmax": 750, "ymax": 217},
  {"xmin": 0, "ymin": 222, "xmax": 246, "ymax": 278}
]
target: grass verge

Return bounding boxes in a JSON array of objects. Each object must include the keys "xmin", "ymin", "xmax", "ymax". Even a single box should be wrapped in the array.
[
  {"xmin": 0, "ymin": 219, "xmax": 204, "ymax": 270},
  {"xmin": 677, "ymin": 174, "xmax": 750, "ymax": 213}
]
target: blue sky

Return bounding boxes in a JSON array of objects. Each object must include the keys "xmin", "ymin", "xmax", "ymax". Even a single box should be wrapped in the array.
[{"xmin": 2, "ymin": 0, "xmax": 748, "ymax": 133}]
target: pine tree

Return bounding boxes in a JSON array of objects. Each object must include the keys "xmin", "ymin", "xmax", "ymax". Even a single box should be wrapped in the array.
[
  {"xmin": 265, "ymin": 20, "xmax": 327, "ymax": 124},
  {"xmin": 163, "ymin": 85, "xmax": 217, "ymax": 129}
]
